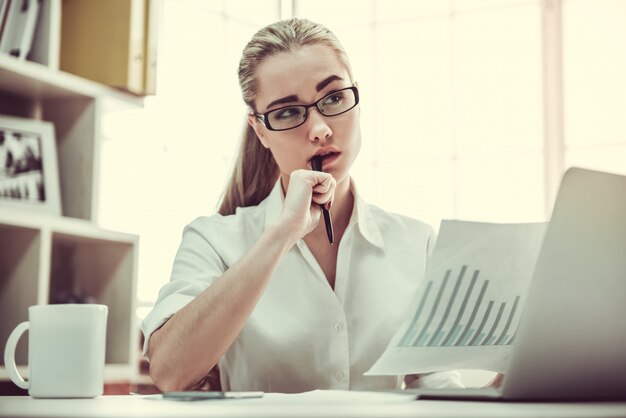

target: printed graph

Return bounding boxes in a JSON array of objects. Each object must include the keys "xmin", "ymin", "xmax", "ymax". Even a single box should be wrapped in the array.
[{"xmin": 398, "ymin": 265, "xmax": 521, "ymax": 347}]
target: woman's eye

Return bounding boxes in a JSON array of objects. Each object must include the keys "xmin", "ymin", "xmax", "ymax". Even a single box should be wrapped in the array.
[
  {"xmin": 274, "ymin": 107, "xmax": 302, "ymax": 120},
  {"xmin": 323, "ymin": 92, "xmax": 345, "ymax": 106}
]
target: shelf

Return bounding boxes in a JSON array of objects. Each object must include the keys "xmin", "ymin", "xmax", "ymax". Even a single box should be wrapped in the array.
[
  {"xmin": 0, "ymin": 0, "xmax": 146, "ymax": 389},
  {"xmin": 0, "ymin": 54, "xmax": 145, "ymax": 221},
  {"xmin": 0, "ymin": 212, "xmax": 139, "ymax": 371},
  {"xmin": 0, "ymin": 54, "xmax": 144, "ymax": 108},
  {"xmin": 0, "ymin": 209, "xmax": 137, "ymax": 243}
]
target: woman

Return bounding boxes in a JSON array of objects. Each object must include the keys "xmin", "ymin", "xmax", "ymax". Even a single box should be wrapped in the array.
[{"xmin": 142, "ymin": 18, "xmax": 462, "ymax": 392}]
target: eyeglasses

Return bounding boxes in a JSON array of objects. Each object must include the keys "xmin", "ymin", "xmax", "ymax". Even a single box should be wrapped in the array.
[{"xmin": 254, "ymin": 86, "xmax": 359, "ymax": 131}]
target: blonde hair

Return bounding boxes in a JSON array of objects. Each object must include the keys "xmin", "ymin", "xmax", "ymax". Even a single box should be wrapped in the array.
[{"xmin": 217, "ymin": 18, "xmax": 353, "ymax": 216}]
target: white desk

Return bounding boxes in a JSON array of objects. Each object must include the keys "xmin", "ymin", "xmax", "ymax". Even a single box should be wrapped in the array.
[{"xmin": 0, "ymin": 391, "xmax": 625, "ymax": 418}]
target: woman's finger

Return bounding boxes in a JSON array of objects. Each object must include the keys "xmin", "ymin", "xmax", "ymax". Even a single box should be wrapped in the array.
[
  {"xmin": 312, "ymin": 175, "xmax": 334, "ymax": 193},
  {"xmin": 311, "ymin": 192, "xmax": 332, "ymax": 206}
]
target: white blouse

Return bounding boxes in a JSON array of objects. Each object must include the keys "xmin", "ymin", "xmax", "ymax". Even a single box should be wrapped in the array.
[{"xmin": 142, "ymin": 179, "xmax": 462, "ymax": 392}]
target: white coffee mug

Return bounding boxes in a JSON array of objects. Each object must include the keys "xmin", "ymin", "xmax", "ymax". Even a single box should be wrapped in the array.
[{"xmin": 3, "ymin": 304, "xmax": 108, "ymax": 398}]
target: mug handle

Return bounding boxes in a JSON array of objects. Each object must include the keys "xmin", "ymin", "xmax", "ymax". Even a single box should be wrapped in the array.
[{"xmin": 3, "ymin": 321, "xmax": 30, "ymax": 390}]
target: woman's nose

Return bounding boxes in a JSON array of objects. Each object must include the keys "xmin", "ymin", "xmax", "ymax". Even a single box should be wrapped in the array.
[{"xmin": 306, "ymin": 108, "xmax": 332, "ymax": 143}]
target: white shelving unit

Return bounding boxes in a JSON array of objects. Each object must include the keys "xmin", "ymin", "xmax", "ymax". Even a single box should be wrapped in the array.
[{"xmin": 0, "ymin": 0, "xmax": 142, "ymax": 385}]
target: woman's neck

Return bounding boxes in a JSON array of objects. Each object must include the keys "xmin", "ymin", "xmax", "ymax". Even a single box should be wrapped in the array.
[{"xmin": 330, "ymin": 176, "xmax": 353, "ymax": 228}]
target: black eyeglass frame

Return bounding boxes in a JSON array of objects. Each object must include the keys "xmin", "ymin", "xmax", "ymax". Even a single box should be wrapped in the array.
[{"xmin": 253, "ymin": 86, "xmax": 360, "ymax": 132}]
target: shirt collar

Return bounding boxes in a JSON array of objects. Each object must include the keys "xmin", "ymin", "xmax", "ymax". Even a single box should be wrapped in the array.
[
  {"xmin": 262, "ymin": 178, "xmax": 385, "ymax": 251},
  {"xmin": 349, "ymin": 180, "xmax": 385, "ymax": 251}
]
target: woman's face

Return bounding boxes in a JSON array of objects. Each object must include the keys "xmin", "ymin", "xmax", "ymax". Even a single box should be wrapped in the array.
[{"xmin": 248, "ymin": 44, "xmax": 361, "ymax": 189}]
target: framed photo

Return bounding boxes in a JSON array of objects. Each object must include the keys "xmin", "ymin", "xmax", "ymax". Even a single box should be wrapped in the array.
[{"xmin": 0, "ymin": 114, "xmax": 61, "ymax": 215}]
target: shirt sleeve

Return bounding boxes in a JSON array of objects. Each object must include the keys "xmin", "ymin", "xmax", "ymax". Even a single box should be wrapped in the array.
[{"xmin": 141, "ymin": 218, "xmax": 227, "ymax": 357}]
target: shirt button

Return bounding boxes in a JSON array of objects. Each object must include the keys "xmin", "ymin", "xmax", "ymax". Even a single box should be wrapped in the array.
[
  {"xmin": 335, "ymin": 371, "xmax": 344, "ymax": 381},
  {"xmin": 333, "ymin": 321, "xmax": 343, "ymax": 332}
]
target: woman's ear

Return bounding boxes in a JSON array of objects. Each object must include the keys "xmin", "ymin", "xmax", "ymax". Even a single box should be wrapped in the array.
[{"xmin": 247, "ymin": 114, "xmax": 270, "ymax": 149}]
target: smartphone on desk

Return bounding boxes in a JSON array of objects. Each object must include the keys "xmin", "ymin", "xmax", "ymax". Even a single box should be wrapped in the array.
[{"xmin": 163, "ymin": 391, "xmax": 264, "ymax": 401}]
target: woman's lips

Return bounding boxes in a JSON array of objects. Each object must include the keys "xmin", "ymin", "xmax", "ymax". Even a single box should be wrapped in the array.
[{"xmin": 318, "ymin": 152, "xmax": 340, "ymax": 170}]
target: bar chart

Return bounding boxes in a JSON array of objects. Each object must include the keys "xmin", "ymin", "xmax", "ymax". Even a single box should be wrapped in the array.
[
  {"xmin": 367, "ymin": 221, "xmax": 546, "ymax": 375},
  {"xmin": 398, "ymin": 265, "xmax": 521, "ymax": 347}
]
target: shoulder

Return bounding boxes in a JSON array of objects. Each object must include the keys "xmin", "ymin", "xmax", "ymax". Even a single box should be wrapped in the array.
[
  {"xmin": 185, "ymin": 204, "xmax": 266, "ymax": 238},
  {"xmin": 179, "ymin": 204, "xmax": 267, "ymax": 263}
]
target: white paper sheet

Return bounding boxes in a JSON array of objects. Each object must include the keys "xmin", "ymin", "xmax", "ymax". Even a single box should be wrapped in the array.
[{"xmin": 367, "ymin": 220, "xmax": 547, "ymax": 375}]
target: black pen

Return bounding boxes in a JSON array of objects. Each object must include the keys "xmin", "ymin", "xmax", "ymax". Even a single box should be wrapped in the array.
[{"xmin": 311, "ymin": 155, "xmax": 334, "ymax": 245}]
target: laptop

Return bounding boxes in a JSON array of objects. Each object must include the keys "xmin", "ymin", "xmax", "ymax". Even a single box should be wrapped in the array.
[{"xmin": 416, "ymin": 167, "xmax": 626, "ymax": 401}]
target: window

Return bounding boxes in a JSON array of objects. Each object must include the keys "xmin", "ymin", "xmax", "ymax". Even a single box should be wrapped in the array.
[
  {"xmin": 98, "ymin": 2, "xmax": 625, "ymax": 378},
  {"xmin": 562, "ymin": 0, "xmax": 626, "ymax": 175},
  {"xmin": 296, "ymin": 0, "xmax": 544, "ymax": 227},
  {"xmin": 98, "ymin": 0, "xmax": 281, "ymax": 309}
]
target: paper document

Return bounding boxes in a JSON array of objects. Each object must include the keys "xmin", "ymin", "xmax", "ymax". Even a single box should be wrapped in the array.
[{"xmin": 367, "ymin": 220, "xmax": 546, "ymax": 375}]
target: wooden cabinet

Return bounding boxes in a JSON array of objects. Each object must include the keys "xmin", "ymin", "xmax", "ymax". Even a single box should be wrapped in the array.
[{"xmin": 0, "ymin": 0, "xmax": 144, "ymax": 385}]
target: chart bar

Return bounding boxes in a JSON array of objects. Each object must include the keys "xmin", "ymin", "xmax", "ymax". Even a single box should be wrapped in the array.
[
  {"xmin": 400, "ymin": 265, "xmax": 524, "ymax": 348},
  {"xmin": 455, "ymin": 278, "xmax": 489, "ymax": 346},
  {"xmin": 432, "ymin": 331, "xmax": 445, "ymax": 346},
  {"xmin": 398, "ymin": 281, "xmax": 433, "ymax": 346},
  {"xmin": 481, "ymin": 302, "xmax": 506, "ymax": 345},
  {"xmin": 495, "ymin": 296, "xmax": 520, "ymax": 345},
  {"xmin": 469, "ymin": 300, "xmax": 494, "ymax": 345},
  {"xmin": 412, "ymin": 270, "xmax": 451, "ymax": 346},
  {"xmin": 444, "ymin": 324, "xmax": 464, "ymax": 346},
  {"xmin": 415, "ymin": 332, "xmax": 431, "ymax": 346},
  {"xmin": 428, "ymin": 266, "xmax": 467, "ymax": 346},
  {"xmin": 459, "ymin": 328, "xmax": 475, "ymax": 345},
  {"xmin": 442, "ymin": 268, "xmax": 479, "ymax": 345}
]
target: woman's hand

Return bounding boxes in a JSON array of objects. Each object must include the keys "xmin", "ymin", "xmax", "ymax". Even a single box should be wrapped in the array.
[{"xmin": 278, "ymin": 169, "xmax": 336, "ymax": 243}]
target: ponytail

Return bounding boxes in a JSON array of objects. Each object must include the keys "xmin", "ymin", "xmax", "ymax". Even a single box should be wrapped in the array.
[{"xmin": 217, "ymin": 122, "xmax": 279, "ymax": 216}]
